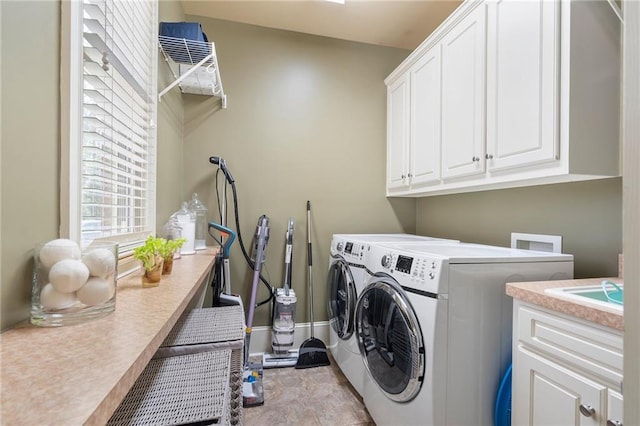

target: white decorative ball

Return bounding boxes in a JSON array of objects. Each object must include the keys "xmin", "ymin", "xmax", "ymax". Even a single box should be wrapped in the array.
[
  {"xmin": 39, "ymin": 239, "xmax": 81, "ymax": 268},
  {"xmin": 82, "ymin": 248, "xmax": 116, "ymax": 278},
  {"xmin": 49, "ymin": 259, "xmax": 90, "ymax": 293},
  {"xmin": 40, "ymin": 283, "xmax": 77, "ymax": 310},
  {"xmin": 77, "ymin": 277, "xmax": 115, "ymax": 306}
]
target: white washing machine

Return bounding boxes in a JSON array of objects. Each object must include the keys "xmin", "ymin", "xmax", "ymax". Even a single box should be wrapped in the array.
[
  {"xmin": 327, "ymin": 234, "xmax": 456, "ymax": 397},
  {"xmin": 356, "ymin": 242, "xmax": 574, "ymax": 425}
]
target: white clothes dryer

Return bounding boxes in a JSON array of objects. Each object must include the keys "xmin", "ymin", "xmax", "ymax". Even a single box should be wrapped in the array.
[
  {"xmin": 356, "ymin": 242, "xmax": 573, "ymax": 426},
  {"xmin": 327, "ymin": 234, "xmax": 456, "ymax": 397}
]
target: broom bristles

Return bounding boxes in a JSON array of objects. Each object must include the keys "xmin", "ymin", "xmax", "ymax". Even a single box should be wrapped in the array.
[{"xmin": 295, "ymin": 338, "xmax": 330, "ymax": 369}]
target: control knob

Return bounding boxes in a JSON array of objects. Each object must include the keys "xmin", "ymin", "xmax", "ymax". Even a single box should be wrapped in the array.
[
  {"xmin": 336, "ymin": 242, "xmax": 344, "ymax": 252},
  {"xmin": 381, "ymin": 254, "xmax": 393, "ymax": 269}
]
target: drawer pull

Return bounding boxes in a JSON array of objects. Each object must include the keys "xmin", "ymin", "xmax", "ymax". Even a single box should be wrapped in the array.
[
  {"xmin": 606, "ymin": 420, "xmax": 622, "ymax": 426},
  {"xmin": 579, "ymin": 404, "xmax": 596, "ymax": 417}
]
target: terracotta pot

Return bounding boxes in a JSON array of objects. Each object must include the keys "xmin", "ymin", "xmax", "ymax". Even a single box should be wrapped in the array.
[
  {"xmin": 142, "ymin": 259, "xmax": 163, "ymax": 288},
  {"xmin": 162, "ymin": 256, "xmax": 174, "ymax": 275}
]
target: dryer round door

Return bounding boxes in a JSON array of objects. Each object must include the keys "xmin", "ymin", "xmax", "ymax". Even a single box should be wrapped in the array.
[
  {"xmin": 356, "ymin": 275, "xmax": 424, "ymax": 402},
  {"xmin": 327, "ymin": 258, "xmax": 357, "ymax": 340}
]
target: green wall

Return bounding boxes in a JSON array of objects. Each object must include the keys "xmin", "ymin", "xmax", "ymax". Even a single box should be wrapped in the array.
[
  {"xmin": 1, "ymin": 1, "xmax": 61, "ymax": 329},
  {"xmin": 0, "ymin": 1, "xmax": 186, "ymax": 331},
  {"xmin": 416, "ymin": 178, "xmax": 622, "ymax": 278},
  {"xmin": 181, "ymin": 17, "xmax": 415, "ymax": 326},
  {"xmin": 0, "ymin": 3, "xmax": 622, "ymax": 332},
  {"xmin": 156, "ymin": 1, "xmax": 187, "ymax": 226}
]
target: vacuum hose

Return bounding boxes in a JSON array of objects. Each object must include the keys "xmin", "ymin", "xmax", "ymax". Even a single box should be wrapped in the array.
[{"xmin": 210, "ymin": 156, "xmax": 274, "ymax": 306}]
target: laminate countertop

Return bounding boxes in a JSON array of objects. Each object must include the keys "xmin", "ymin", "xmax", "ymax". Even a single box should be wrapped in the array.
[
  {"xmin": 506, "ymin": 277, "xmax": 624, "ymax": 331},
  {"xmin": 1, "ymin": 249, "xmax": 218, "ymax": 425}
]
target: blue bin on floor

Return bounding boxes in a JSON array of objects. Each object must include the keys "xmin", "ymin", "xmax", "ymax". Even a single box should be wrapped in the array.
[
  {"xmin": 159, "ymin": 22, "xmax": 211, "ymax": 64},
  {"xmin": 494, "ymin": 363, "xmax": 512, "ymax": 426}
]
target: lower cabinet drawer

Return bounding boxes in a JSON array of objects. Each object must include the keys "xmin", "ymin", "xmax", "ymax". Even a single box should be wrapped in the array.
[{"xmin": 515, "ymin": 302, "xmax": 623, "ymax": 388}]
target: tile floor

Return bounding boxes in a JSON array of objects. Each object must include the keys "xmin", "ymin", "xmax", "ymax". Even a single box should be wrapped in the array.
[{"xmin": 242, "ymin": 355, "xmax": 374, "ymax": 425}]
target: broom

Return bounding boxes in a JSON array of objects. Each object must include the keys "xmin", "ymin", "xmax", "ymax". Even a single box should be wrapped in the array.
[{"xmin": 295, "ymin": 201, "xmax": 330, "ymax": 369}]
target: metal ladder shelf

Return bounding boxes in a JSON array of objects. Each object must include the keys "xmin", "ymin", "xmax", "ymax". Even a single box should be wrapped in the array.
[{"xmin": 158, "ymin": 35, "xmax": 227, "ymax": 108}]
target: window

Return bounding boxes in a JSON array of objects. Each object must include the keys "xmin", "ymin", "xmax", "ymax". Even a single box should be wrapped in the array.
[{"xmin": 61, "ymin": 0, "xmax": 158, "ymax": 273}]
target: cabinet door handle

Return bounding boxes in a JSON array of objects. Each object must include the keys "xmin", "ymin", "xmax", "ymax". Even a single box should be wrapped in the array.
[
  {"xmin": 472, "ymin": 156, "xmax": 480, "ymax": 162},
  {"xmin": 607, "ymin": 420, "xmax": 623, "ymax": 426},
  {"xmin": 486, "ymin": 154, "xmax": 494, "ymax": 160},
  {"xmin": 579, "ymin": 404, "xmax": 596, "ymax": 417},
  {"xmin": 401, "ymin": 174, "xmax": 406, "ymax": 179},
  {"xmin": 408, "ymin": 173, "xmax": 413, "ymax": 178}
]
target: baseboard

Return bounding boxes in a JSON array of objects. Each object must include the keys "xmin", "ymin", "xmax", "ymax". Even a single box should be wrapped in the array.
[{"xmin": 248, "ymin": 321, "xmax": 330, "ymax": 356}]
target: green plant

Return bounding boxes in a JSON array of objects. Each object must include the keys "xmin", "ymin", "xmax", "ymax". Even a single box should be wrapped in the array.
[
  {"xmin": 158, "ymin": 238, "xmax": 186, "ymax": 261},
  {"xmin": 133, "ymin": 236, "xmax": 164, "ymax": 271}
]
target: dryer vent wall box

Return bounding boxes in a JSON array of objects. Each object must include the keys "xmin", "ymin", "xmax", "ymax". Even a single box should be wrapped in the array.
[{"xmin": 511, "ymin": 233, "xmax": 563, "ymax": 253}]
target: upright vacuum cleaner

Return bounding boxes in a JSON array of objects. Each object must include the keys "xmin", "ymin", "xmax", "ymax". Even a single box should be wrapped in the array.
[
  {"xmin": 263, "ymin": 218, "xmax": 299, "ymax": 368},
  {"xmin": 242, "ymin": 215, "xmax": 270, "ymax": 407}
]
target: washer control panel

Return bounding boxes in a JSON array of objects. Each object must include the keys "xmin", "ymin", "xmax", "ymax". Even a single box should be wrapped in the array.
[
  {"xmin": 367, "ymin": 244, "xmax": 445, "ymax": 293},
  {"xmin": 332, "ymin": 238, "xmax": 368, "ymax": 262}
]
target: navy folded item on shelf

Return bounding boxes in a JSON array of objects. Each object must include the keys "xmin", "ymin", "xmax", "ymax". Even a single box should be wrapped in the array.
[{"xmin": 159, "ymin": 22, "xmax": 211, "ymax": 64}]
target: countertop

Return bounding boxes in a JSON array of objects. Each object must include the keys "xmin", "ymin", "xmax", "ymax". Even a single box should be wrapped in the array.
[
  {"xmin": 1, "ymin": 249, "xmax": 218, "ymax": 425},
  {"xmin": 506, "ymin": 277, "xmax": 624, "ymax": 331}
]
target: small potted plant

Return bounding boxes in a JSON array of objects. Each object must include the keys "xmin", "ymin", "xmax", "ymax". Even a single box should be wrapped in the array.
[
  {"xmin": 133, "ymin": 236, "xmax": 164, "ymax": 287},
  {"xmin": 159, "ymin": 237, "xmax": 186, "ymax": 275}
]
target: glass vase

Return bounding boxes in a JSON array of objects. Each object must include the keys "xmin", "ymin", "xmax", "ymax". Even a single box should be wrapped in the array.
[{"xmin": 31, "ymin": 240, "xmax": 118, "ymax": 327}]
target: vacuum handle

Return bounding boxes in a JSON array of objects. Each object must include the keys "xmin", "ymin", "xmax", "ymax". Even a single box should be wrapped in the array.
[
  {"xmin": 209, "ymin": 156, "xmax": 235, "ymax": 183},
  {"xmin": 208, "ymin": 221, "xmax": 236, "ymax": 258}
]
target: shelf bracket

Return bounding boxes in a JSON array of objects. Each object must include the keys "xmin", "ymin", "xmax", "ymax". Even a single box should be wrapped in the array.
[{"xmin": 158, "ymin": 36, "xmax": 227, "ymax": 108}]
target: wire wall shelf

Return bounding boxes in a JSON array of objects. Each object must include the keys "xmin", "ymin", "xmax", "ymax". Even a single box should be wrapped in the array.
[{"xmin": 158, "ymin": 35, "xmax": 227, "ymax": 108}]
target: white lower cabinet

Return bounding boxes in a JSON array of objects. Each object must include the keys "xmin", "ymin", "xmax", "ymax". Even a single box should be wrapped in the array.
[
  {"xmin": 512, "ymin": 301, "xmax": 623, "ymax": 426},
  {"xmin": 516, "ymin": 347, "xmax": 606, "ymax": 426}
]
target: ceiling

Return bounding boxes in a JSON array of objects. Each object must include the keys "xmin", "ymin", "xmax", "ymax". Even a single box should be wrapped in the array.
[{"xmin": 181, "ymin": 0, "xmax": 463, "ymax": 50}]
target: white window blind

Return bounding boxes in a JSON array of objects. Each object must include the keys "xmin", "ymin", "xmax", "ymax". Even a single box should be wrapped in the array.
[{"xmin": 62, "ymin": 0, "xmax": 157, "ymax": 261}]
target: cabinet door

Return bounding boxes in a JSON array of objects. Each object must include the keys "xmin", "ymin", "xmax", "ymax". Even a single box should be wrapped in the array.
[
  {"xmin": 387, "ymin": 75, "xmax": 410, "ymax": 190},
  {"xmin": 606, "ymin": 390, "xmax": 623, "ymax": 426},
  {"xmin": 486, "ymin": 0, "xmax": 559, "ymax": 172},
  {"xmin": 514, "ymin": 347, "xmax": 605, "ymax": 426},
  {"xmin": 409, "ymin": 46, "xmax": 442, "ymax": 187},
  {"xmin": 441, "ymin": 4, "xmax": 486, "ymax": 180}
]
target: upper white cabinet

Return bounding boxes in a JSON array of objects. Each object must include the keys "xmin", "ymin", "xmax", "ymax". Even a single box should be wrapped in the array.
[
  {"xmin": 486, "ymin": 0, "xmax": 559, "ymax": 172},
  {"xmin": 409, "ymin": 46, "xmax": 442, "ymax": 187},
  {"xmin": 387, "ymin": 45, "xmax": 442, "ymax": 191},
  {"xmin": 441, "ymin": 4, "xmax": 487, "ymax": 181},
  {"xmin": 387, "ymin": 74, "xmax": 410, "ymax": 190},
  {"xmin": 386, "ymin": 0, "xmax": 621, "ymax": 197}
]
